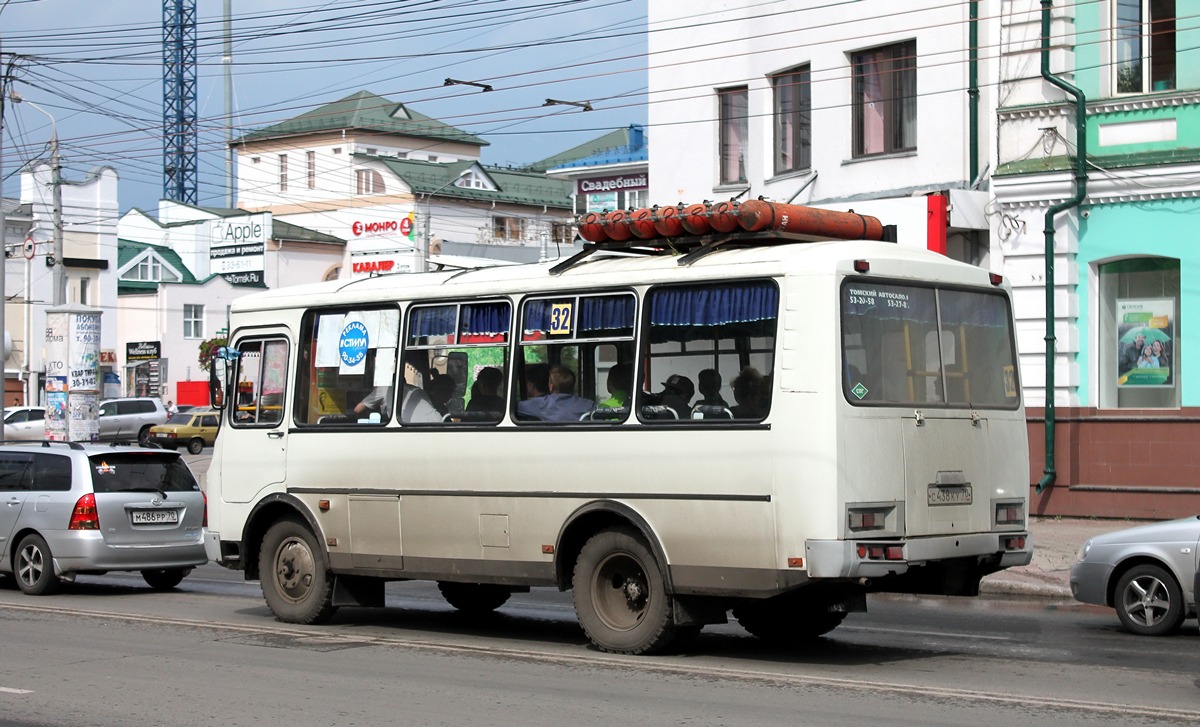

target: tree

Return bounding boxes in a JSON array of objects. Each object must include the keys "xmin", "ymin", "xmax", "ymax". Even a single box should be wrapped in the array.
[{"xmin": 197, "ymin": 336, "xmax": 228, "ymax": 372}]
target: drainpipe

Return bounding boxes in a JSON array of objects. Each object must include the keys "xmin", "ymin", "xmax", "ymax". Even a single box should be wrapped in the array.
[
  {"xmin": 968, "ymin": 0, "xmax": 980, "ymax": 185},
  {"xmin": 1036, "ymin": 0, "xmax": 1087, "ymax": 493}
]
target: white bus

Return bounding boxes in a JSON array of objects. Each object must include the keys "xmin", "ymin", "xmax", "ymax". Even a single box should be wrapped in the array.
[{"xmin": 204, "ymin": 234, "xmax": 1031, "ymax": 655}]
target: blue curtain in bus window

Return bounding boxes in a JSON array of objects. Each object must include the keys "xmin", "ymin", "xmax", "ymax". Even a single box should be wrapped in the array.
[
  {"xmin": 579, "ymin": 295, "xmax": 635, "ymax": 338},
  {"xmin": 460, "ymin": 302, "xmax": 510, "ymax": 343},
  {"xmin": 522, "ymin": 299, "xmax": 558, "ymax": 341},
  {"xmin": 409, "ymin": 306, "xmax": 457, "ymax": 344},
  {"xmin": 649, "ymin": 283, "xmax": 778, "ymax": 342}
]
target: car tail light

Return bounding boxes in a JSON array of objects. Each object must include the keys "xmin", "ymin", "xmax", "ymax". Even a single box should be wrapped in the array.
[
  {"xmin": 202, "ymin": 491, "xmax": 208, "ymax": 528},
  {"xmin": 69, "ymin": 493, "xmax": 100, "ymax": 530}
]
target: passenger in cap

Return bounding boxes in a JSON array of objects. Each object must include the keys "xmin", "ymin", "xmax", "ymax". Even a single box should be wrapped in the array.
[{"xmin": 659, "ymin": 374, "xmax": 695, "ymax": 419}]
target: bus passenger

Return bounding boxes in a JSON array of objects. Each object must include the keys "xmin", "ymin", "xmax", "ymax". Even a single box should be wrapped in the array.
[
  {"xmin": 657, "ymin": 374, "xmax": 694, "ymax": 419},
  {"xmin": 398, "ymin": 383, "xmax": 442, "ymax": 423},
  {"xmin": 730, "ymin": 367, "xmax": 766, "ymax": 419},
  {"xmin": 517, "ymin": 364, "xmax": 594, "ymax": 422},
  {"xmin": 599, "ymin": 364, "xmax": 632, "ymax": 408},
  {"xmin": 694, "ymin": 369, "xmax": 728, "ymax": 409},
  {"xmin": 425, "ymin": 373, "xmax": 455, "ymax": 415},
  {"xmin": 466, "ymin": 367, "xmax": 505, "ymax": 413},
  {"xmin": 353, "ymin": 386, "xmax": 393, "ymax": 421},
  {"xmin": 523, "ymin": 363, "xmax": 550, "ymax": 399}
]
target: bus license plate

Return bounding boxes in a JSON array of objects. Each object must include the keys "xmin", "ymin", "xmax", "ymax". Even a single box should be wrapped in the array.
[
  {"xmin": 132, "ymin": 510, "xmax": 179, "ymax": 525},
  {"xmin": 928, "ymin": 484, "xmax": 972, "ymax": 506}
]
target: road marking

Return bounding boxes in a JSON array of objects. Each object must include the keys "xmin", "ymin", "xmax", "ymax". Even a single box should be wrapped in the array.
[
  {"xmin": 0, "ymin": 687, "xmax": 34, "ymax": 694},
  {"xmin": 0, "ymin": 602, "xmax": 1194, "ymax": 722},
  {"xmin": 844, "ymin": 624, "xmax": 1013, "ymax": 641}
]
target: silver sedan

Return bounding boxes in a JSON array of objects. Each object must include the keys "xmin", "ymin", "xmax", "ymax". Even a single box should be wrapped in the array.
[{"xmin": 1070, "ymin": 517, "xmax": 1199, "ymax": 635}]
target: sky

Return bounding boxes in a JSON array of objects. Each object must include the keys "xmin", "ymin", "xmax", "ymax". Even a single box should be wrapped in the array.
[{"xmin": 0, "ymin": 0, "xmax": 648, "ymax": 214}]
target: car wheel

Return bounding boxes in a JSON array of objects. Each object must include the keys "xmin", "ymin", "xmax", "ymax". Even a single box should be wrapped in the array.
[
  {"xmin": 137, "ymin": 425, "xmax": 152, "ymax": 444},
  {"xmin": 142, "ymin": 568, "xmax": 191, "ymax": 590},
  {"xmin": 187, "ymin": 438, "xmax": 205, "ymax": 455},
  {"xmin": 260, "ymin": 517, "xmax": 337, "ymax": 624},
  {"xmin": 1115, "ymin": 564, "xmax": 1185, "ymax": 636},
  {"xmin": 15, "ymin": 533, "xmax": 61, "ymax": 596}
]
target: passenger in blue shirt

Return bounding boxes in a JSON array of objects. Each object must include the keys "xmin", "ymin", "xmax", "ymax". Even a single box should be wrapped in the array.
[{"xmin": 517, "ymin": 364, "xmax": 595, "ymax": 422}]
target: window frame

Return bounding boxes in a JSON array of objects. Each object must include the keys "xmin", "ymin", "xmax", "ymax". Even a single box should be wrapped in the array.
[
  {"xmin": 717, "ymin": 86, "xmax": 749, "ymax": 185},
  {"xmin": 1113, "ymin": 0, "xmax": 1176, "ymax": 94},
  {"xmin": 772, "ymin": 65, "xmax": 812, "ymax": 175},
  {"xmin": 852, "ymin": 40, "xmax": 917, "ymax": 158},
  {"xmin": 183, "ymin": 304, "xmax": 204, "ymax": 340},
  {"xmin": 278, "ymin": 154, "xmax": 288, "ymax": 192}
]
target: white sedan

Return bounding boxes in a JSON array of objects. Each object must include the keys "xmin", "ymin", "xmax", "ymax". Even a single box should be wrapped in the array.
[{"xmin": 3, "ymin": 406, "xmax": 46, "ymax": 441}]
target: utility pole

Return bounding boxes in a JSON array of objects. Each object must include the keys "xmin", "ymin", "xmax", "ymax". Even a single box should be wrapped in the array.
[
  {"xmin": 223, "ymin": 0, "xmax": 233, "ymax": 207},
  {"xmin": 0, "ymin": 43, "xmax": 9, "ymax": 439},
  {"xmin": 10, "ymin": 92, "xmax": 63, "ymax": 306}
]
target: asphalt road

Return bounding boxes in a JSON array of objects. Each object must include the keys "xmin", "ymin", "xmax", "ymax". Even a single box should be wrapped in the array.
[{"xmin": 0, "ymin": 565, "xmax": 1196, "ymax": 726}]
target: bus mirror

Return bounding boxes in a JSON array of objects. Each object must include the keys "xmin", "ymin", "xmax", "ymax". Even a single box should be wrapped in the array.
[{"xmin": 209, "ymin": 346, "xmax": 238, "ymax": 410}]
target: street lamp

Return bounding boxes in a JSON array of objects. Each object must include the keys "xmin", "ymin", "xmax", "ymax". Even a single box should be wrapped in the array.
[
  {"xmin": 419, "ymin": 169, "xmax": 469, "ymax": 273},
  {"xmin": 9, "ymin": 90, "xmax": 64, "ymax": 307}
]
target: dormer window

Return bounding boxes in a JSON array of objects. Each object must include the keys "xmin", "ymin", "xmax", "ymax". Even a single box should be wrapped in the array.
[
  {"xmin": 122, "ymin": 252, "xmax": 181, "ymax": 283},
  {"xmin": 458, "ymin": 170, "xmax": 492, "ymax": 190}
]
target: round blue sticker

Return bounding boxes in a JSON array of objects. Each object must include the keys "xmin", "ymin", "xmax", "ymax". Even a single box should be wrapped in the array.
[{"xmin": 339, "ymin": 321, "xmax": 369, "ymax": 367}]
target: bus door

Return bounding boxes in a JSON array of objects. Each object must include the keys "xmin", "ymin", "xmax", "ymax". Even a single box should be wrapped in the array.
[{"xmin": 222, "ymin": 334, "xmax": 290, "ymax": 504}]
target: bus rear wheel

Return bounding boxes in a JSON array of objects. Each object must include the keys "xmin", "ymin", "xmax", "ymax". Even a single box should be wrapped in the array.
[
  {"xmin": 259, "ymin": 517, "xmax": 337, "ymax": 624},
  {"xmin": 437, "ymin": 582, "xmax": 512, "ymax": 614},
  {"xmin": 572, "ymin": 527, "xmax": 683, "ymax": 655},
  {"xmin": 733, "ymin": 592, "xmax": 846, "ymax": 646}
]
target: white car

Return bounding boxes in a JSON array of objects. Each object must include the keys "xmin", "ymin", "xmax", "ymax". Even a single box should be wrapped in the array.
[{"xmin": 3, "ymin": 406, "xmax": 46, "ymax": 441}]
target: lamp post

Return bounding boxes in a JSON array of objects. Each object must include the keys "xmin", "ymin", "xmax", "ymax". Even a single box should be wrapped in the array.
[
  {"xmin": 10, "ymin": 91, "xmax": 63, "ymax": 306},
  {"xmin": 419, "ymin": 169, "xmax": 468, "ymax": 273}
]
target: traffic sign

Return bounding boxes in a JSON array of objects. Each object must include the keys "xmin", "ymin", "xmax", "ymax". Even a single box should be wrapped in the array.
[{"xmin": 22, "ymin": 237, "xmax": 34, "ymax": 260}]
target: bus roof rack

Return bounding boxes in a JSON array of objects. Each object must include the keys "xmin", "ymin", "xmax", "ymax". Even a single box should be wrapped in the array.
[{"xmin": 550, "ymin": 226, "xmax": 898, "ymax": 276}]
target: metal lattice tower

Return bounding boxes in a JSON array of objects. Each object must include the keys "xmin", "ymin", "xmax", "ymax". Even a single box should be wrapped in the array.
[{"xmin": 162, "ymin": 0, "xmax": 198, "ymax": 204}]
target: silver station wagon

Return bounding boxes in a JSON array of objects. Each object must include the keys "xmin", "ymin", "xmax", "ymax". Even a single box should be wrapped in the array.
[{"xmin": 0, "ymin": 441, "xmax": 207, "ymax": 594}]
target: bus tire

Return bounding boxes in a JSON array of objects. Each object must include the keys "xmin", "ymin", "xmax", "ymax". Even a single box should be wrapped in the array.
[
  {"xmin": 733, "ymin": 593, "xmax": 846, "ymax": 646},
  {"xmin": 572, "ymin": 527, "xmax": 680, "ymax": 655},
  {"xmin": 259, "ymin": 517, "xmax": 338, "ymax": 625},
  {"xmin": 437, "ymin": 582, "xmax": 512, "ymax": 614}
]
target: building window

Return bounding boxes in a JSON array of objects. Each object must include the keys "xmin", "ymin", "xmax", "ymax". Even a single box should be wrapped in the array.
[
  {"xmin": 772, "ymin": 65, "xmax": 811, "ymax": 174},
  {"xmin": 852, "ymin": 41, "xmax": 917, "ymax": 157},
  {"xmin": 355, "ymin": 169, "xmax": 386, "ymax": 195},
  {"xmin": 306, "ymin": 151, "xmax": 316, "ymax": 189},
  {"xmin": 278, "ymin": 154, "xmax": 288, "ymax": 191},
  {"xmin": 492, "ymin": 216, "xmax": 526, "ymax": 242},
  {"xmin": 184, "ymin": 304, "xmax": 205, "ymax": 340},
  {"xmin": 718, "ymin": 87, "xmax": 748, "ymax": 184},
  {"xmin": 1115, "ymin": 0, "xmax": 1175, "ymax": 94},
  {"xmin": 1097, "ymin": 257, "xmax": 1179, "ymax": 409},
  {"xmin": 80, "ymin": 277, "xmax": 89, "ymax": 306},
  {"xmin": 125, "ymin": 255, "xmax": 179, "ymax": 283}
]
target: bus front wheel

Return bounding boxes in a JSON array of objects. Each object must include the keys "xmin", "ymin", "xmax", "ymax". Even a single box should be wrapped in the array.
[
  {"xmin": 572, "ymin": 527, "xmax": 683, "ymax": 655},
  {"xmin": 259, "ymin": 517, "xmax": 337, "ymax": 624}
]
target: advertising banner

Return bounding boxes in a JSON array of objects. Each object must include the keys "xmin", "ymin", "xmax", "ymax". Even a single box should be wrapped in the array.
[{"xmin": 1116, "ymin": 298, "xmax": 1174, "ymax": 387}]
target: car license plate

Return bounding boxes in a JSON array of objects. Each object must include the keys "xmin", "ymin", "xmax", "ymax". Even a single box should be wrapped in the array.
[
  {"xmin": 928, "ymin": 484, "xmax": 972, "ymax": 506},
  {"xmin": 132, "ymin": 509, "xmax": 179, "ymax": 525}
]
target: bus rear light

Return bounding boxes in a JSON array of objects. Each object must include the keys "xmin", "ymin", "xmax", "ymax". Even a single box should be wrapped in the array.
[
  {"xmin": 857, "ymin": 544, "xmax": 905, "ymax": 561},
  {"xmin": 1004, "ymin": 536, "xmax": 1026, "ymax": 550},
  {"xmin": 848, "ymin": 508, "xmax": 888, "ymax": 531},
  {"xmin": 995, "ymin": 502, "xmax": 1024, "ymax": 526},
  {"xmin": 989, "ymin": 272, "xmax": 1004, "ymax": 286},
  {"xmin": 787, "ymin": 557, "xmax": 804, "ymax": 568},
  {"xmin": 885, "ymin": 546, "xmax": 904, "ymax": 560},
  {"xmin": 853, "ymin": 259, "xmax": 870, "ymax": 273}
]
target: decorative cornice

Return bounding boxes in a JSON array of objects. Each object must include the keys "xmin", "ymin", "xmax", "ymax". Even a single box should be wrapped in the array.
[
  {"xmin": 1000, "ymin": 91, "xmax": 1200, "ymax": 120},
  {"xmin": 993, "ymin": 162, "xmax": 1200, "ymax": 207}
]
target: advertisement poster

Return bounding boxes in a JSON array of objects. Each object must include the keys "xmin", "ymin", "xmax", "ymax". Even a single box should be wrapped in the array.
[
  {"xmin": 68, "ymin": 393, "xmax": 100, "ymax": 441},
  {"xmin": 45, "ymin": 391, "xmax": 67, "ymax": 440},
  {"xmin": 1117, "ymin": 298, "xmax": 1174, "ymax": 387}
]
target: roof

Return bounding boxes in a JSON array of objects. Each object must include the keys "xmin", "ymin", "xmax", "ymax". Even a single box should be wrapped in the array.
[
  {"xmin": 368, "ymin": 156, "xmax": 573, "ymax": 209},
  {"xmin": 117, "ymin": 239, "xmax": 198, "ymax": 284},
  {"xmin": 1, "ymin": 197, "xmax": 31, "ymax": 218},
  {"xmin": 270, "ymin": 219, "xmax": 344, "ymax": 245},
  {"xmin": 234, "ymin": 90, "xmax": 488, "ymax": 147},
  {"xmin": 529, "ymin": 125, "xmax": 647, "ymax": 173}
]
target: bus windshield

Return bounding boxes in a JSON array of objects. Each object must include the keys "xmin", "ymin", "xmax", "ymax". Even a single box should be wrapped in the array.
[{"xmin": 841, "ymin": 281, "xmax": 1019, "ymax": 408}]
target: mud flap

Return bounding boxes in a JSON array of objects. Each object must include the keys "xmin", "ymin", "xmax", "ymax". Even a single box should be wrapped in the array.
[{"xmin": 332, "ymin": 574, "xmax": 385, "ymax": 608}]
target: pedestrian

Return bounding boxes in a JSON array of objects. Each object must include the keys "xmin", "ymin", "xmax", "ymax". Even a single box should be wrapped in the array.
[{"xmin": 166, "ymin": 400, "xmax": 179, "ymax": 415}]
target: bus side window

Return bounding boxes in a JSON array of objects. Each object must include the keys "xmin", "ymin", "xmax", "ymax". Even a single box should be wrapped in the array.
[
  {"xmin": 231, "ymin": 338, "xmax": 290, "ymax": 427},
  {"xmin": 294, "ymin": 308, "xmax": 399, "ymax": 426},
  {"xmin": 640, "ymin": 281, "xmax": 778, "ymax": 423}
]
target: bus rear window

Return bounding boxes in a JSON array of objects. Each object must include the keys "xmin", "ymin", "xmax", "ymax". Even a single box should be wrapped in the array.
[{"xmin": 841, "ymin": 282, "xmax": 1018, "ymax": 408}]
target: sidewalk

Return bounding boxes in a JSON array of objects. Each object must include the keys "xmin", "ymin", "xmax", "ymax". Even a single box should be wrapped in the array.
[{"xmin": 979, "ymin": 516, "xmax": 1150, "ymax": 599}]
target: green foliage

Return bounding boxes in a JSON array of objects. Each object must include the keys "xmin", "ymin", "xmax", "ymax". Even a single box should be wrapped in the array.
[{"xmin": 197, "ymin": 336, "xmax": 228, "ymax": 372}]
